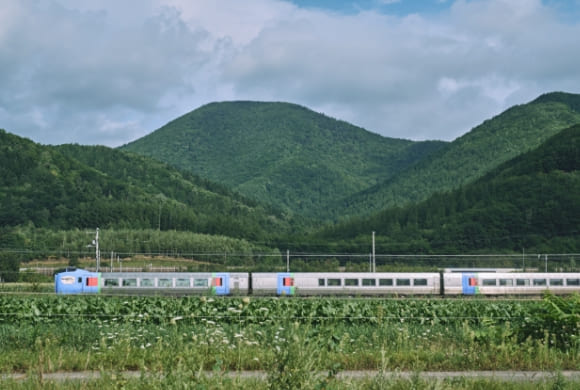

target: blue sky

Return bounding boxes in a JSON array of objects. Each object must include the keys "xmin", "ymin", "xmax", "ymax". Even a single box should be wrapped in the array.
[
  {"xmin": 288, "ymin": 0, "xmax": 452, "ymax": 15},
  {"xmin": 290, "ymin": 0, "xmax": 580, "ymax": 19},
  {"xmin": 1, "ymin": 0, "xmax": 579, "ymax": 146}
]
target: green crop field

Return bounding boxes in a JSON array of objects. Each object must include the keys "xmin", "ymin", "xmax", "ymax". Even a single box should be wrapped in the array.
[{"xmin": 0, "ymin": 294, "xmax": 578, "ymax": 389}]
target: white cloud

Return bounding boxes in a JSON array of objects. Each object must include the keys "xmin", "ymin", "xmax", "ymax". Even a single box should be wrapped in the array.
[
  {"xmin": 159, "ymin": 0, "xmax": 297, "ymax": 45},
  {"xmin": 0, "ymin": 0, "xmax": 579, "ymax": 146}
]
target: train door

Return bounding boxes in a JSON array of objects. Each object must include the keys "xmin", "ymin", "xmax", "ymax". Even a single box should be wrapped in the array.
[{"xmin": 232, "ymin": 275, "xmax": 240, "ymax": 294}]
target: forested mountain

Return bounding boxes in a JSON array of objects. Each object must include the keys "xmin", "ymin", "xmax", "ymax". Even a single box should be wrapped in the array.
[
  {"xmin": 309, "ymin": 124, "xmax": 580, "ymax": 254},
  {"xmin": 339, "ymin": 92, "xmax": 580, "ymax": 216},
  {"xmin": 0, "ymin": 130, "xmax": 294, "ymax": 241},
  {"xmin": 121, "ymin": 101, "xmax": 446, "ymax": 219},
  {"xmin": 1, "ymin": 92, "xmax": 578, "ymax": 271}
]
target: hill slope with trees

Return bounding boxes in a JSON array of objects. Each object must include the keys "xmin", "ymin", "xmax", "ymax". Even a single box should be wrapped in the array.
[
  {"xmin": 311, "ymin": 124, "xmax": 580, "ymax": 254},
  {"xmin": 339, "ymin": 92, "xmax": 580, "ymax": 216},
  {"xmin": 0, "ymin": 130, "xmax": 294, "ymax": 241},
  {"xmin": 121, "ymin": 101, "xmax": 446, "ymax": 219},
  {"xmin": 2, "ymin": 93, "xmax": 579, "ymax": 278}
]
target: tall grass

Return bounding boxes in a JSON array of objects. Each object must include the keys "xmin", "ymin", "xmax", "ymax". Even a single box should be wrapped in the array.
[
  {"xmin": 0, "ymin": 294, "xmax": 578, "ymax": 387},
  {"xmin": 0, "ymin": 319, "xmax": 578, "ymax": 373}
]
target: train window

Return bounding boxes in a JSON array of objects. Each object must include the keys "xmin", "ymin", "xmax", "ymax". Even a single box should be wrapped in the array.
[
  {"xmin": 567, "ymin": 279, "xmax": 580, "ymax": 286},
  {"xmin": 212, "ymin": 278, "xmax": 223, "ymax": 287},
  {"xmin": 176, "ymin": 278, "xmax": 190, "ymax": 287},
  {"xmin": 78, "ymin": 277, "xmax": 82, "ymax": 283},
  {"xmin": 516, "ymin": 279, "xmax": 530, "ymax": 286},
  {"xmin": 60, "ymin": 276, "xmax": 75, "ymax": 285},
  {"xmin": 283, "ymin": 277, "xmax": 294, "ymax": 287},
  {"xmin": 122, "ymin": 279, "xmax": 137, "ymax": 287},
  {"xmin": 194, "ymin": 279, "xmax": 209, "ymax": 287},
  {"xmin": 482, "ymin": 279, "xmax": 496, "ymax": 286},
  {"xmin": 499, "ymin": 279, "xmax": 513, "ymax": 286},
  {"xmin": 104, "ymin": 278, "xmax": 119, "ymax": 286},
  {"xmin": 396, "ymin": 279, "xmax": 411, "ymax": 286},
  {"xmin": 158, "ymin": 278, "xmax": 172, "ymax": 288},
  {"xmin": 549, "ymin": 279, "xmax": 563, "ymax": 286},
  {"xmin": 86, "ymin": 277, "xmax": 98, "ymax": 287},
  {"xmin": 318, "ymin": 279, "xmax": 325, "ymax": 286},
  {"xmin": 413, "ymin": 279, "xmax": 428, "ymax": 286},
  {"xmin": 345, "ymin": 279, "xmax": 359, "ymax": 286},
  {"xmin": 379, "ymin": 279, "xmax": 393, "ymax": 286},
  {"xmin": 533, "ymin": 279, "xmax": 547, "ymax": 286},
  {"xmin": 362, "ymin": 279, "xmax": 376, "ymax": 286},
  {"xmin": 140, "ymin": 278, "xmax": 154, "ymax": 287},
  {"xmin": 327, "ymin": 278, "xmax": 341, "ymax": 286}
]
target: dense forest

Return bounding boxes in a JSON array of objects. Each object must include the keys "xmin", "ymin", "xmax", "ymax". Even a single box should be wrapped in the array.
[
  {"xmin": 0, "ymin": 130, "xmax": 294, "ymax": 280},
  {"xmin": 306, "ymin": 125, "xmax": 580, "ymax": 255},
  {"xmin": 122, "ymin": 94, "xmax": 580, "ymax": 220},
  {"xmin": 337, "ymin": 92, "xmax": 580, "ymax": 217},
  {"xmin": 1, "ymin": 93, "xmax": 579, "ymax": 280},
  {"xmin": 0, "ymin": 130, "xmax": 300, "ymax": 242},
  {"xmin": 121, "ymin": 101, "xmax": 446, "ymax": 219}
]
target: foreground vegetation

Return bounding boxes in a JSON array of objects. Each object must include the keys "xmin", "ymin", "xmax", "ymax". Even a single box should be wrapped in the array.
[
  {"xmin": 1, "ymin": 373, "xmax": 578, "ymax": 389},
  {"xmin": 0, "ymin": 294, "xmax": 578, "ymax": 388}
]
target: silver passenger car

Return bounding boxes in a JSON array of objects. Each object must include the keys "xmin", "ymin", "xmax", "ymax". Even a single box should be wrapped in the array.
[
  {"xmin": 444, "ymin": 272, "xmax": 580, "ymax": 295},
  {"xmin": 100, "ymin": 272, "xmax": 250, "ymax": 295},
  {"xmin": 252, "ymin": 272, "xmax": 441, "ymax": 296}
]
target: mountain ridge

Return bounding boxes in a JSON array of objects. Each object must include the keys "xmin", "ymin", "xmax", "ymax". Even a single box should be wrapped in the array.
[
  {"xmin": 0, "ymin": 129, "xmax": 295, "ymax": 241},
  {"xmin": 336, "ymin": 91, "xmax": 580, "ymax": 217},
  {"xmin": 310, "ymin": 124, "xmax": 580, "ymax": 254},
  {"xmin": 2, "ymin": 92, "xmax": 579, "ymax": 258},
  {"xmin": 121, "ymin": 101, "xmax": 446, "ymax": 218},
  {"xmin": 122, "ymin": 93, "xmax": 580, "ymax": 220}
]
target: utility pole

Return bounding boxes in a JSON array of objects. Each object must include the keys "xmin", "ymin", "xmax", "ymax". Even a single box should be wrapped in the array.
[
  {"xmin": 372, "ymin": 231, "xmax": 376, "ymax": 273},
  {"xmin": 286, "ymin": 250, "xmax": 290, "ymax": 272},
  {"xmin": 94, "ymin": 228, "xmax": 100, "ymax": 271}
]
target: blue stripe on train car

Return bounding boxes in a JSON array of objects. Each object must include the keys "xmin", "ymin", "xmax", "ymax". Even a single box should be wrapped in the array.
[
  {"xmin": 462, "ymin": 273, "xmax": 479, "ymax": 295},
  {"xmin": 211, "ymin": 272, "xmax": 230, "ymax": 295},
  {"xmin": 277, "ymin": 273, "xmax": 295, "ymax": 295},
  {"xmin": 55, "ymin": 268, "xmax": 101, "ymax": 294}
]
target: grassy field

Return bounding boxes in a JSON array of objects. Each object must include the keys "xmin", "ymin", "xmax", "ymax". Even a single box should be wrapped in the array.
[
  {"xmin": 0, "ymin": 294, "xmax": 578, "ymax": 389},
  {"xmin": 1, "ymin": 373, "xmax": 577, "ymax": 389}
]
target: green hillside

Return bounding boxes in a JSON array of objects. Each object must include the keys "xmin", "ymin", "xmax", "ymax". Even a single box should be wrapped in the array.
[
  {"xmin": 2, "ymin": 92, "xmax": 579, "ymax": 267},
  {"xmin": 121, "ymin": 101, "xmax": 446, "ymax": 219},
  {"xmin": 311, "ymin": 124, "xmax": 580, "ymax": 254},
  {"xmin": 340, "ymin": 92, "xmax": 580, "ymax": 215},
  {"xmin": 0, "ymin": 130, "xmax": 293, "ymax": 241}
]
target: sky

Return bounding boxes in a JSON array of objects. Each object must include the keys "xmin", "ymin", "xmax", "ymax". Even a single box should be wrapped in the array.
[{"xmin": 1, "ymin": 0, "xmax": 580, "ymax": 147}]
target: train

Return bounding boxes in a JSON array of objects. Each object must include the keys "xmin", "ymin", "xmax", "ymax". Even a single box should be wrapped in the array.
[{"xmin": 55, "ymin": 268, "xmax": 580, "ymax": 296}]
